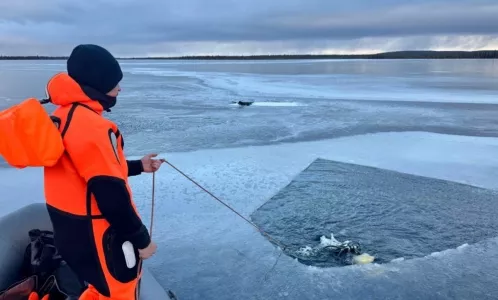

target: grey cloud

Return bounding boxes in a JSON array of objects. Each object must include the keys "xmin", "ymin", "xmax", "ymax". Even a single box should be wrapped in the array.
[
  {"xmin": 136, "ymin": 1, "xmax": 498, "ymax": 43},
  {"xmin": 0, "ymin": 0, "xmax": 88, "ymax": 24},
  {"xmin": 0, "ymin": 0, "xmax": 497, "ymax": 55}
]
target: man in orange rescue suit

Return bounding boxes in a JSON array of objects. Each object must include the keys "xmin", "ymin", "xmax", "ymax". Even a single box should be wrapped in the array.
[{"xmin": 43, "ymin": 44, "xmax": 164, "ymax": 300}]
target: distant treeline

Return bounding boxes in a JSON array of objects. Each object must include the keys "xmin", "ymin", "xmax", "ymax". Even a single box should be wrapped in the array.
[
  {"xmin": 1, "ymin": 50, "xmax": 498, "ymax": 60},
  {"xmin": 0, "ymin": 56, "xmax": 68, "ymax": 60}
]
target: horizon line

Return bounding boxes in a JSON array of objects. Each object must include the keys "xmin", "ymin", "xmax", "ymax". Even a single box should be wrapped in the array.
[{"xmin": 0, "ymin": 49, "xmax": 497, "ymax": 60}]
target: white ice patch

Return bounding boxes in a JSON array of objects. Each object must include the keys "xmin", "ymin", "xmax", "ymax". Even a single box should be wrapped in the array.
[
  {"xmin": 296, "ymin": 246, "xmax": 314, "ymax": 257},
  {"xmin": 319, "ymin": 233, "xmax": 349, "ymax": 247},
  {"xmin": 124, "ymin": 66, "xmax": 498, "ymax": 104}
]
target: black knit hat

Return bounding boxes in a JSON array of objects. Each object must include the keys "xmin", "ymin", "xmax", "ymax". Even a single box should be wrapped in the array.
[{"xmin": 67, "ymin": 44, "xmax": 123, "ymax": 94}]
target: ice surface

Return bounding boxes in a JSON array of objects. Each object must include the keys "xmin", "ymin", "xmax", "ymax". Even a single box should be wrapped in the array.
[
  {"xmin": 2, "ymin": 132, "xmax": 498, "ymax": 299},
  {"xmin": 2, "ymin": 58, "xmax": 498, "ymax": 299},
  {"xmin": 123, "ymin": 59, "xmax": 498, "ymax": 104}
]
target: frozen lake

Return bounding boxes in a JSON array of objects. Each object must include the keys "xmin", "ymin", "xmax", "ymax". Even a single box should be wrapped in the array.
[{"xmin": 1, "ymin": 59, "xmax": 498, "ymax": 299}]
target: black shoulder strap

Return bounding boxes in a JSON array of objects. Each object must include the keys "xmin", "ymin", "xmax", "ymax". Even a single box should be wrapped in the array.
[
  {"xmin": 60, "ymin": 104, "xmax": 78, "ymax": 138},
  {"xmin": 50, "ymin": 116, "xmax": 61, "ymax": 130},
  {"xmin": 59, "ymin": 103, "xmax": 98, "ymax": 139}
]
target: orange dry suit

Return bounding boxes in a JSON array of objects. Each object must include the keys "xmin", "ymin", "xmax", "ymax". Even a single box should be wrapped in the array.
[{"xmin": 43, "ymin": 73, "xmax": 150, "ymax": 300}]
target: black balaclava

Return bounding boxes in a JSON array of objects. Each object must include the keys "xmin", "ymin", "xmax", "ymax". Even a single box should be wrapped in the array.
[{"xmin": 67, "ymin": 44, "xmax": 123, "ymax": 111}]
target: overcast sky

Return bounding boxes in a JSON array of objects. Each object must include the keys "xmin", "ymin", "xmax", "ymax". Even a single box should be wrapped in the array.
[{"xmin": 1, "ymin": 0, "xmax": 497, "ymax": 56}]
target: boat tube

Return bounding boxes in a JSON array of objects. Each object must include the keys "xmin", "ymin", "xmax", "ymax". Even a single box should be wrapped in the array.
[{"xmin": 0, "ymin": 203, "xmax": 169, "ymax": 300}]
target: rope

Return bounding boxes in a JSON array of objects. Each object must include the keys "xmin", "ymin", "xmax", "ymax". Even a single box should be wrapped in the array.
[
  {"xmin": 150, "ymin": 171, "xmax": 156, "ymax": 237},
  {"xmin": 136, "ymin": 159, "xmax": 291, "ymax": 299},
  {"xmin": 163, "ymin": 160, "xmax": 294, "ymax": 286},
  {"xmin": 163, "ymin": 160, "xmax": 289, "ymax": 251},
  {"xmin": 136, "ymin": 171, "xmax": 156, "ymax": 299},
  {"xmin": 264, "ymin": 250, "xmax": 283, "ymax": 280}
]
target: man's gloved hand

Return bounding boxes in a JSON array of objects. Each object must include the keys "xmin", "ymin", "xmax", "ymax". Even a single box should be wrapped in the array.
[
  {"xmin": 138, "ymin": 240, "xmax": 157, "ymax": 259},
  {"xmin": 140, "ymin": 154, "xmax": 165, "ymax": 173}
]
